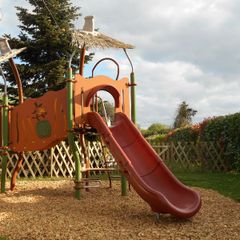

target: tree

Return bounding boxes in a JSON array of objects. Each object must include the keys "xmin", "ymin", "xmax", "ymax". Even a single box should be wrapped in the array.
[
  {"xmin": 148, "ymin": 123, "xmax": 169, "ymax": 134},
  {"xmin": 2, "ymin": 0, "xmax": 92, "ymax": 100},
  {"xmin": 97, "ymin": 100, "xmax": 114, "ymax": 123},
  {"xmin": 173, "ymin": 101, "xmax": 197, "ymax": 128},
  {"xmin": 141, "ymin": 123, "xmax": 169, "ymax": 138}
]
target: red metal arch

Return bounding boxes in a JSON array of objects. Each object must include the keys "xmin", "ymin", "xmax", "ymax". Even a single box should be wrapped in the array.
[{"xmin": 85, "ymin": 85, "xmax": 120, "ymax": 108}]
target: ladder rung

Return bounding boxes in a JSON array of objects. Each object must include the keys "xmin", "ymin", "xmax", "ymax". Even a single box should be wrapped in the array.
[
  {"xmin": 81, "ymin": 167, "xmax": 117, "ymax": 172},
  {"xmin": 109, "ymin": 175, "xmax": 121, "ymax": 179},
  {"xmin": 81, "ymin": 184, "xmax": 101, "ymax": 189},
  {"xmin": 80, "ymin": 180, "xmax": 102, "ymax": 189}
]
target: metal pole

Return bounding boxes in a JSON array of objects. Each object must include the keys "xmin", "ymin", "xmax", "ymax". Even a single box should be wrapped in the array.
[
  {"xmin": 67, "ymin": 67, "xmax": 82, "ymax": 199},
  {"xmin": 79, "ymin": 46, "xmax": 86, "ymax": 76},
  {"xmin": 121, "ymin": 50, "xmax": 136, "ymax": 196},
  {"xmin": 123, "ymin": 48, "xmax": 136, "ymax": 123},
  {"xmin": 1, "ymin": 93, "xmax": 9, "ymax": 193}
]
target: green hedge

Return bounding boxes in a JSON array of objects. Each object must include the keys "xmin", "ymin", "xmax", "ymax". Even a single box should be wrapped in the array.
[
  {"xmin": 164, "ymin": 112, "xmax": 240, "ymax": 171},
  {"xmin": 166, "ymin": 126, "xmax": 199, "ymax": 143},
  {"xmin": 200, "ymin": 113, "xmax": 240, "ymax": 171}
]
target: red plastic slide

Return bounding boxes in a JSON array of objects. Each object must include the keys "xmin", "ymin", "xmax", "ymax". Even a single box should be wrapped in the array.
[{"xmin": 86, "ymin": 112, "xmax": 201, "ymax": 218}]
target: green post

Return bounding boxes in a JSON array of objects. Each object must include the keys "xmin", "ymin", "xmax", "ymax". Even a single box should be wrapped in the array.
[
  {"xmin": 121, "ymin": 174, "xmax": 127, "ymax": 196},
  {"xmin": 1, "ymin": 94, "xmax": 9, "ymax": 193},
  {"xmin": 120, "ymin": 72, "xmax": 136, "ymax": 196},
  {"xmin": 130, "ymin": 72, "xmax": 136, "ymax": 124},
  {"xmin": 67, "ymin": 67, "xmax": 82, "ymax": 199}
]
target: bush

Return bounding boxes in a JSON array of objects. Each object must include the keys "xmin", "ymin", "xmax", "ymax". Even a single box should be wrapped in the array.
[
  {"xmin": 150, "ymin": 134, "xmax": 167, "ymax": 141},
  {"xmin": 166, "ymin": 126, "xmax": 199, "ymax": 143},
  {"xmin": 164, "ymin": 112, "xmax": 240, "ymax": 171},
  {"xmin": 141, "ymin": 123, "xmax": 170, "ymax": 138},
  {"xmin": 199, "ymin": 113, "xmax": 240, "ymax": 170}
]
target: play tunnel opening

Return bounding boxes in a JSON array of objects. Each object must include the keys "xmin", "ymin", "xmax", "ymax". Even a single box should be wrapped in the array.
[{"xmin": 91, "ymin": 90, "xmax": 115, "ymax": 126}]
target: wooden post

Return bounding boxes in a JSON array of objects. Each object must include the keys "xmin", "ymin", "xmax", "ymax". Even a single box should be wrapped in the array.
[{"xmin": 50, "ymin": 148, "xmax": 53, "ymax": 178}]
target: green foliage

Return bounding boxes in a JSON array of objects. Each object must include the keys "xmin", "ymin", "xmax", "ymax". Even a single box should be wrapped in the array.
[
  {"xmin": 174, "ymin": 171, "xmax": 240, "ymax": 202},
  {"xmin": 152, "ymin": 134, "xmax": 167, "ymax": 141},
  {"xmin": 173, "ymin": 101, "xmax": 197, "ymax": 128},
  {"xmin": 167, "ymin": 126, "xmax": 199, "ymax": 143},
  {"xmin": 97, "ymin": 100, "xmax": 114, "ymax": 123},
  {"xmin": 165, "ymin": 112, "xmax": 240, "ymax": 172},
  {"xmin": 200, "ymin": 113, "xmax": 240, "ymax": 170},
  {"xmin": 2, "ymin": 0, "xmax": 93, "ymax": 100},
  {"xmin": 141, "ymin": 123, "xmax": 169, "ymax": 138}
]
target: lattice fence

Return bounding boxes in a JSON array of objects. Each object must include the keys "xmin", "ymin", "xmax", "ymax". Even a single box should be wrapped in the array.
[
  {"xmin": 149, "ymin": 140, "xmax": 229, "ymax": 172},
  {"xmin": 1, "ymin": 140, "xmax": 109, "ymax": 179},
  {"xmin": 0, "ymin": 140, "xmax": 230, "ymax": 179}
]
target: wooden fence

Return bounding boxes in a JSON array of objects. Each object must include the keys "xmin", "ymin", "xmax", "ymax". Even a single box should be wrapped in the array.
[
  {"xmin": 0, "ymin": 140, "xmax": 229, "ymax": 179},
  {"xmin": 1, "ymin": 140, "xmax": 109, "ymax": 179},
  {"xmin": 149, "ymin": 140, "xmax": 229, "ymax": 172}
]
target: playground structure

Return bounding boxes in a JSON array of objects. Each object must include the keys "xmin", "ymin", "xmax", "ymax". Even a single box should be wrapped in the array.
[{"xmin": 0, "ymin": 16, "xmax": 201, "ymax": 218}]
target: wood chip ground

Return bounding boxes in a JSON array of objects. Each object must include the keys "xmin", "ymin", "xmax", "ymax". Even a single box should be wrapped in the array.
[{"xmin": 0, "ymin": 180, "xmax": 239, "ymax": 240}]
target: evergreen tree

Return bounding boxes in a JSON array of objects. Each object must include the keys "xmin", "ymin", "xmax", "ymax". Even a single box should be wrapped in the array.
[
  {"xmin": 173, "ymin": 101, "xmax": 197, "ymax": 128},
  {"xmin": 2, "ymin": 0, "xmax": 91, "ymax": 100}
]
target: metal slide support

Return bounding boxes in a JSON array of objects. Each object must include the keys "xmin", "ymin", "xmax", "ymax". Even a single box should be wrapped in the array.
[
  {"xmin": 1, "ymin": 94, "xmax": 9, "ymax": 193},
  {"xmin": 123, "ymin": 49, "xmax": 136, "ymax": 124},
  {"xmin": 67, "ymin": 67, "xmax": 82, "ymax": 199}
]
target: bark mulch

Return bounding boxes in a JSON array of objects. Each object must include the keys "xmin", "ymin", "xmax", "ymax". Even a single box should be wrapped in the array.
[{"xmin": 0, "ymin": 180, "xmax": 239, "ymax": 240}]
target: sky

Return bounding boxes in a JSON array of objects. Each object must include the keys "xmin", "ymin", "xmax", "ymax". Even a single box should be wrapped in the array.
[{"xmin": 1, "ymin": 0, "xmax": 240, "ymax": 128}]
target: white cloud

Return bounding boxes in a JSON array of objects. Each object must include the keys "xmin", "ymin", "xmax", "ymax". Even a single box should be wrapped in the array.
[{"xmin": 1, "ymin": 0, "xmax": 240, "ymax": 128}]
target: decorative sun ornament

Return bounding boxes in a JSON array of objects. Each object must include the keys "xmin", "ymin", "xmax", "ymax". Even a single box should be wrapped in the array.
[{"xmin": 32, "ymin": 102, "xmax": 48, "ymax": 121}]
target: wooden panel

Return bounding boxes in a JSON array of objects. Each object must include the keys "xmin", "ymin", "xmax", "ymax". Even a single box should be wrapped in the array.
[
  {"xmin": 9, "ymin": 88, "xmax": 68, "ymax": 152},
  {"xmin": 73, "ymin": 74, "xmax": 130, "ymax": 125}
]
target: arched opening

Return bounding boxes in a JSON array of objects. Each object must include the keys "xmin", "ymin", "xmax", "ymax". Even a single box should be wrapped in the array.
[
  {"xmin": 85, "ymin": 84, "xmax": 120, "ymax": 126},
  {"xmin": 91, "ymin": 90, "xmax": 115, "ymax": 126},
  {"xmin": 85, "ymin": 84, "xmax": 120, "ymax": 108}
]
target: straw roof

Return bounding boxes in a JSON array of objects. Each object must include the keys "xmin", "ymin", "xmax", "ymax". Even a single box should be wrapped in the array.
[
  {"xmin": 0, "ymin": 48, "xmax": 26, "ymax": 63},
  {"xmin": 72, "ymin": 30, "xmax": 134, "ymax": 50}
]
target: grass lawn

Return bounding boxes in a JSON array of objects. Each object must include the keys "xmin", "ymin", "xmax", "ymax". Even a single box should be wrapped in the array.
[
  {"xmin": 174, "ymin": 171, "xmax": 240, "ymax": 202},
  {"xmin": 90, "ymin": 170, "xmax": 240, "ymax": 202}
]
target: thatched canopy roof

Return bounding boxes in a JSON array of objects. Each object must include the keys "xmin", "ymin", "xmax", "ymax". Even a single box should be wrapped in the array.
[
  {"xmin": 0, "ymin": 48, "xmax": 26, "ymax": 63},
  {"xmin": 72, "ymin": 30, "xmax": 134, "ymax": 50}
]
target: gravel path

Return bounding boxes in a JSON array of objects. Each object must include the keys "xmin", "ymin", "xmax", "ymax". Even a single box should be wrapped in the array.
[{"xmin": 0, "ymin": 180, "xmax": 239, "ymax": 240}]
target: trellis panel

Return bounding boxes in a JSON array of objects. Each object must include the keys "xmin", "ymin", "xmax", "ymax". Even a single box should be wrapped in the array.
[{"xmin": 0, "ymin": 140, "xmax": 230, "ymax": 179}]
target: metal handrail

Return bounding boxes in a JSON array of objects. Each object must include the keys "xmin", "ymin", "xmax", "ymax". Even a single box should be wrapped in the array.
[{"xmin": 92, "ymin": 57, "xmax": 120, "ymax": 80}]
